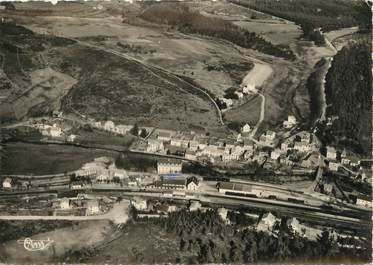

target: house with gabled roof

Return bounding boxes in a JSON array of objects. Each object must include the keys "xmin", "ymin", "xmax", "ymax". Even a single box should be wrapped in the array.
[
  {"xmin": 2, "ymin": 177, "xmax": 12, "ymax": 189},
  {"xmin": 326, "ymin": 146, "xmax": 337, "ymax": 161},
  {"xmin": 241, "ymin": 123, "xmax": 252, "ymax": 133}
]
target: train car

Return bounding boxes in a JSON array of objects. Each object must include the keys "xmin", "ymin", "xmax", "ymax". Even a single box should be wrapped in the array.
[
  {"xmin": 320, "ymin": 204, "xmax": 334, "ymax": 210},
  {"xmin": 162, "ymin": 191, "xmax": 173, "ymax": 198},
  {"xmin": 172, "ymin": 191, "xmax": 186, "ymax": 197},
  {"xmin": 225, "ymin": 191, "xmax": 258, "ymax": 198},
  {"xmin": 287, "ymin": 198, "xmax": 305, "ymax": 204},
  {"xmin": 203, "ymin": 176, "xmax": 230, "ymax": 182}
]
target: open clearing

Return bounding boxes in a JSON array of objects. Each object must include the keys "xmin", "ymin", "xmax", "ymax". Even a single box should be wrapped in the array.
[
  {"xmin": 241, "ymin": 63, "xmax": 273, "ymax": 87},
  {"xmin": 75, "ymin": 223, "xmax": 181, "ymax": 264},
  {"xmin": 9, "ymin": 2, "xmax": 310, "ymax": 133},
  {"xmin": 0, "ymin": 20, "xmax": 224, "ymax": 134},
  {"xmin": 1, "ymin": 142, "xmax": 118, "ymax": 175},
  {"xmin": 234, "ymin": 21, "xmax": 302, "ymax": 45},
  {"xmin": 23, "ymin": 16, "xmax": 253, "ymax": 98},
  {"xmin": 324, "ymin": 27, "xmax": 359, "ymax": 43},
  {"xmin": 0, "ymin": 220, "xmax": 116, "ymax": 263},
  {"xmin": 4, "ymin": 0, "xmax": 363, "ymax": 136},
  {"xmin": 10, "ymin": 67, "xmax": 77, "ymax": 119}
]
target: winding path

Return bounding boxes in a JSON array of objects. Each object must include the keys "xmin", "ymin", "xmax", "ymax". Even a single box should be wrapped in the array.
[{"xmin": 250, "ymin": 93, "xmax": 265, "ymax": 138}]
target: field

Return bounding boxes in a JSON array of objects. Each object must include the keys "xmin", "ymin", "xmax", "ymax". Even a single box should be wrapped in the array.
[
  {"xmin": 1, "ymin": 0, "xmax": 370, "ymax": 140},
  {"xmin": 11, "ymin": 67, "xmax": 77, "ymax": 120},
  {"xmin": 231, "ymin": 0, "xmax": 371, "ymax": 33},
  {"xmin": 0, "ymin": 22, "xmax": 224, "ymax": 135},
  {"xmin": 224, "ymin": 95, "xmax": 261, "ymax": 128},
  {"xmin": 241, "ymin": 63, "xmax": 272, "ymax": 87},
  {"xmin": 79, "ymin": 223, "xmax": 181, "ymax": 264},
  {"xmin": 1, "ymin": 142, "xmax": 119, "ymax": 175},
  {"xmin": 0, "ymin": 0, "xmax": 343, "ymax": 136},
  {"xmin": 22, "ymin": 15, "xmax": 256, "ymax": 98},
  {"xmin": 233, "ymin": 21, "xmax": 302, "ymax": 45},
  {"xmin": 0, "ymin": 220, "xmax": 75, "ymax": 243},
  {"xmin": 73, "ymin": 128, "xmax": 136, "ymax": 149},
  {"xmin": 0, "ymin": 220, "xmax": 114, "ymax": 264}
]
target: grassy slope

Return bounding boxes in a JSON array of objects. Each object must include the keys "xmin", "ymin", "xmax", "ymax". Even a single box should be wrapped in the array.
[
  {"xmin": 139, "ymin": 3, "xmax": 295, "ymax": 60},
  {"xmin": 0, "ymin": 23, "xmax": 222, "ymax": 133},
  {"xmin": 1, "ymin": 142, "xmax": 119, "ymax": 175},
  {"xmin": 0, "ymin": 24, "xmax": 77, "ymax": 123}
]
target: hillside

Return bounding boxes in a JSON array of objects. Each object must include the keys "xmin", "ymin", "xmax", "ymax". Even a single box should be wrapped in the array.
[
  {"xmin": 0, "ymin": 22, "xmax": 223, "ymax": 134},
  {"xmin": 139, "ymin": 3, "xmax": 295, "ymax": 60},
  {"xmin": 230, "ymin": 0, "xmax": 371, "ymax": 44},
  {"xmin": 323, "ymin": 43, "xmax": 372, "ymax": 154}
]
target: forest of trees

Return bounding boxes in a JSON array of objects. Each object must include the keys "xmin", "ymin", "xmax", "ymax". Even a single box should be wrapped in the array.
[
  {"xmin": 140, "ymin": 4, "xmax": 295, "ymax": 60},
  {"xmin": 323, "ymin": 43, "xmax": 371, "ymax": 155},
  {"xmin": 306, "ymin": 58, "xmax": 328, "ymax": 125},
  {"xmin": 230, "ymin": 0, "xmax": 371, "ymax": 44},
  {"xmin": 141, "ymin": 209, "xmax": 370, "ymax": 264}
]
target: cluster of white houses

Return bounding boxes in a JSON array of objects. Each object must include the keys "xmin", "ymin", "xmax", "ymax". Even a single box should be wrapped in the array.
[
  {"xmin": 218, "ymin": 84, "xmax": 261, "ymax": 108},
  {"xmin": 145, "ymin": 124, "xmax": 318, "ymax": 167},
  {"xmin": 146, "ymin": 128, "xmax": 256, "ymax": 163},
  {"xmin": 53, "ymin": 196, "xmax": 101, "ymax": 216},
  {"xmin": 71, "ymin": 157, "xmax": 199, "ymax": 191},
  {"xmin": 90, "ymin": 120, "xmax": 134, "ymax": 136},
  {"xmin": 33, "ymin": 123, "xmax": 77, "ymax": 142},
  {"xmin": 74, "ymin": 157, "xmax": 129, "ymax": 183},
  {"xmin": 325, "ymin": 146, "xmax": 363, "ymax": 173},
  {"xmin": 147, "ymin": 176, "xmax": 199, "ymax": 191}
]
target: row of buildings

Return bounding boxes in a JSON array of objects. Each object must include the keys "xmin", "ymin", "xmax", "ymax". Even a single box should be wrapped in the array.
[
  {"xmin": 33, "ymin": 122, "xmax": 77, "ymax": 142},
  {"xmin": 325, "ymin": 146, "xmax": 363, "ymax": 173},
  {"xmin": 72, "ymin": 157, "xmax": 200, "ymax": 191},
  {"xmin": 53, "ymin": 197, "xmax": 101, "ymax": 216},
  {"xmin": 147, "ymin": 129, "xmax": 255, "ymax": 163},
  {"xmin": 144, "ymin": 125, "xmax": 317, "ymax": 169}
]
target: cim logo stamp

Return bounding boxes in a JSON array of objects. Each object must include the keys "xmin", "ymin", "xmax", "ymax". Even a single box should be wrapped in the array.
[{"xmin": 17, "ymin": 238, "xmax": 54, "ymax": 251}]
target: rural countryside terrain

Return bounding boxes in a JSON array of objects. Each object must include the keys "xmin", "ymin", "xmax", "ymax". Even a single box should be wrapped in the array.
[{"xmin": 0, "ymin": 0, "xmax": 372, "ymax": 264}]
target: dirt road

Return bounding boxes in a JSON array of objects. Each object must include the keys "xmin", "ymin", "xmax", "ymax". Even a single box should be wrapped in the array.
[{"xmin": 241, "ymin": 63, "xmax": 272, "ymax": 138}]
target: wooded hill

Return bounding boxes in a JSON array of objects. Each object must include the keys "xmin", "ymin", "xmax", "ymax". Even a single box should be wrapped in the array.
[
  {"xmin": 140, "ymin": 4, "xmax": 295, "ymax": 60},
  {"xmin": 324, "ymin": 43, "xmax": 372, "ymax": 155},
  {"xmin": 230, "ymin": 0, "xmax": 371, "ymax": 45}
]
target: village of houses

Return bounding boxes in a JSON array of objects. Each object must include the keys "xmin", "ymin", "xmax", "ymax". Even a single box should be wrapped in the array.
[
  {"xmin": 2, "ymin": 109, "xmax": 371, "ymax": 218},
  {"xmin": 0, "ymin": 155, "xmax": 364, "ymax": 249},
  {"xmin": 2, "ymin": 99, "xmax": 370, "ymax": 217},
  {"xmin": 27, "ymin": 108, "xmax": 371, "ymax": 183},
  {"xmin": 1, "ymin": 113, "xmax": 371, "ymax": 247}
]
